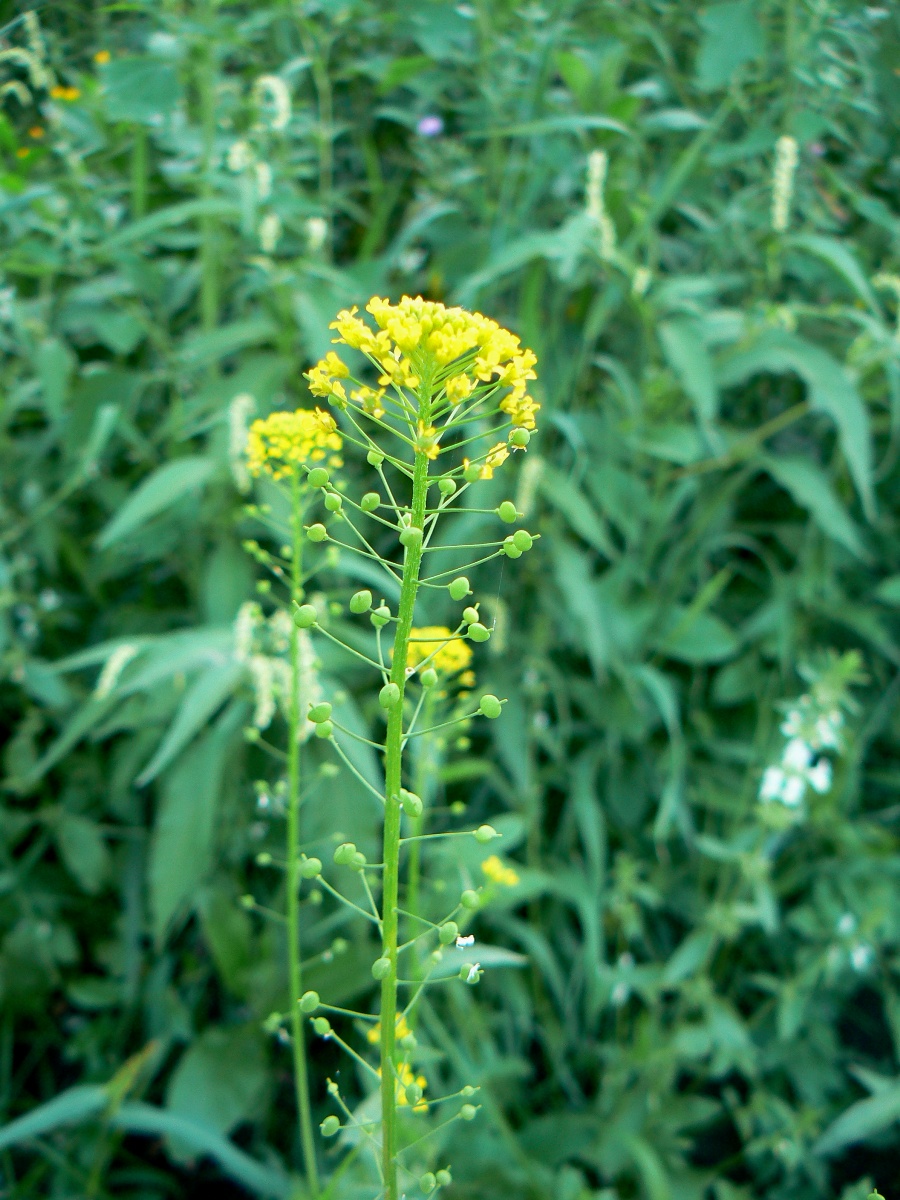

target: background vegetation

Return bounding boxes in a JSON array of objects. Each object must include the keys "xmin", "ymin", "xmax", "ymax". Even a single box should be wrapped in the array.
[{"xmin": 3, "ymin": 1, "xmax": 900, "ymax": 1197}]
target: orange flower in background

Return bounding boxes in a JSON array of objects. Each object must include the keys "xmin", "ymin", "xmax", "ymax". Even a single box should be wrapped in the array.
[{"xmin": 28, "ymin": 127, "xmax": 44, "ymax": 139}]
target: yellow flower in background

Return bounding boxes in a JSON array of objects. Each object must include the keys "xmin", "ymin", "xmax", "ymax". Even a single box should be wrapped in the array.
[
  {"xmin": 481, "ymin": 855, "xmax": 519, "ymax": 887},
  {"xmin": 406, "ymin": 627, "xmax": 473, "ymax": 675},
  {"xmin": 367, "ymin": 1014, "xmax": 412, "ymax": 1044},
  {"xmin": 246, "ymin": 407, "xmax": 342, "ymax": 481},
  {"xmin": 28, "ymin": 126, "xmax": 44, "ymax": 139},
  {"xmin": 93, "ymin": 50, "xmax": 111, "ymax": 64},
  {"xmin": 370, "ymin": 1016, "xmax": 428, "ymax": 1112},
  {"xmin": 15, "ymin": 148, "xmax": 30, "ymax": 159},
  {"xmin": 50, "ymin": 85, "xmax": 80, "ymax": 101}
]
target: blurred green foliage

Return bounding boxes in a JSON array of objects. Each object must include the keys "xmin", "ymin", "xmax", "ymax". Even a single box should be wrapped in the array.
[{"xmin": 3, "ymin": 0, "xmax": 900, "ymax": 1197}]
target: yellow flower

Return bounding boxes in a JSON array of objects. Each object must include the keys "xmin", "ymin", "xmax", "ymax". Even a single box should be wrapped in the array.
[
  {"xmin": 367, "ymin": 1014, "xmax": 412, "ymax": 1044},
  {"xmin": 482, "ymin": 855, "xmax": 519, "ymax": 887},
  {"xmin": 28, "ymin": 126, "xmax": 44, "ymax": 139},
  {"xmin": 369, "ymin": 1017, "xmax": 428, "ymax": 1112},
  {"xmin": 15, "ymin": 148, "xmax": 30, "ymax": 159},
  {"xmin": 93, "ymin": 50, "xmax": 111, "ymax": 64},
  {"xmin": 50, "ymin": 85, "xmax": 80, "ymax": 101},
  {"xmin": 463, "ymin": 442, "xmax": 509, "ymax": 481},
  {"xmin": 246, "ymin": 407, "xmax": 342, "ymax": 481},
  {"xmin": 406, "ymin": 627, "xmax": 473, "ymax": 675},
  {"xmin": 350, "ymin": 385, "xmax": 386, "ymax": 420}
]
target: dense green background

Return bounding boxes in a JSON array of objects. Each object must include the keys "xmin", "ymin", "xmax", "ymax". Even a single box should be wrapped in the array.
[{"xmin": 3, "ymin": 1, "xmax": 900, "ymax": 1197}]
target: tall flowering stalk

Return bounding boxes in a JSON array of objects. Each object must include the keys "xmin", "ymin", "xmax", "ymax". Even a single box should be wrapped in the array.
[{"xmin": 242, "ymin": 295, "xmax": 538, "ymax": 1199}]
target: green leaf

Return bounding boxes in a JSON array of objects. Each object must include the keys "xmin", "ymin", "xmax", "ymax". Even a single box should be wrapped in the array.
[
  {"xmin": 717, "ymin": 329, "xmax": 875, "ymax": 518},
  {"xmin": 815, "ymin": 1084, "xmax": 900, "ymax": 1156},
  {"xmin": 762, "ymin": 455, "xmax": 868, "ymax": 558},
  {"xmin": 136, "ymin": 660, "xmax": 243, "ymax": 786},
  {"xmin": 874, "ymin": 575, "xmax": 900, "ymax": 606},
  {"xmin": 788, "ymin": 234, "xmax": 881, "ymax": 315},
  {"xmin": 96, "ymin": 457, "xmax": 216, "ymax": 550},
  {"xmin": 539, "ymin": 466, "xmax": 617, "ymax": 558},
  {"xmin": 176, "ymin": 318, "xmax": 277, "ymax": 370},
  {"xmin": 100, "ymin": 57, "xmax": 183, "ymax": 124},
  {"xmin": 0, "ymin": 1086, "xmax": 107, "ymax": 1151},
  {"xmin": 663, "ymin": 929, "xmax": 716, "ymax": 985},
  {"xmin": 695, "ymin": 0, "xmax": 764, "ymax": 91},
  {"xmin": 657, "ymin": 609, "xmax": 739, "ymax": 663},
  {"xmin": 659, "ymin": 317, "xmax": 718, "ymax": 425},
  {"xmin": 54, "ymin": 813, "xmax": 110, "ymax": 894},
  {"xmin": 98, "ymin": 198, "xmax": 238, "ymax": 254}
]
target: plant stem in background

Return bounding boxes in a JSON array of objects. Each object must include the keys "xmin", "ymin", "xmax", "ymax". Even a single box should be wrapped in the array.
[
  {"xmin": 380, "ymin": 441, "xmax": 431, "ymax": 1200},
  {"xmin": 287, "ymin": 477, "xmax": 319, "ymax": 1197}
]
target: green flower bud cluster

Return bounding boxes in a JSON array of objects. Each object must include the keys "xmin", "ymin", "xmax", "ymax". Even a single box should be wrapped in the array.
[
  {"xmin": 502, "ymin": 529, "xmax": 534, "ymax": 559},
  {"xmin": 307, "ymin": 700, "xmax": 333, "ymax": 738},
  {"xmin": 420, "ymin": 1168, "xmax": 452, "ymax": 1193}
]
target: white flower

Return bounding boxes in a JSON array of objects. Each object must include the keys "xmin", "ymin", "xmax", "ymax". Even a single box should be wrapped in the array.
[
  {"xmin": 249, "ymin": 654, "xmax": 276, "ymax": 729},
  {"xmin": 850, "ymin": 943, "xmax": 873, "ymax": 972},
  {"xmin": 760, "ymin": 766, "xmax": 788, "ymax": 801},
  {"xmin": 632, "ymin": 266, "xmax": 652, "ymax": 296},
  {"xmin": 228, "ymin": 392, "xmax": 255, "ymax": 492},
  {"xmin": 228, "ymin": 139, "xmax": 253, "ymax": 172},
  {"xmin": 254, "ymin": 161, "xmax": 273, "ymax": 201},
  {"xmin": 253, "ymin": 74, "xmax": 291, "ymax": 131},
  {"xmin": 814, "ymin": 712, "xmax": 842, "ymax": 749},
  {"xmin": 782, "ymin": 738, "xmax": 812, "ymax": 771},
  {"xmin": 771, "ymin": 135, "xmax": 799, "ymax": 233},
  {"xmin": 807, "ymin": 758, "xmax": 832, "ymax": 794},
  {"xmin": 837, "ymin": 912, "xmax": 857, "ymax": 936},
  {"xmin": 94, "ymin": 643, "xmax": 139, "ymax": 698},
  {"xmin": 456, "ymin": 934, "xmax": 475, "ymax": 948},
  {"xmin": 586, "ymin": 150, "xmax": 616, "ymax": 260},
  {"xmin": 465, "ymin": 962, "xmax": 481, "ymax": 983},
  {"xmin": 305, "ymin": 216, "xmax": 328, "ymax": 253},
  {"xmin": 259, "ymin": 212, "xmax": 281, "ymax": 254},
  {"xmin": 233, "ymin": 601, "xmax": 261, "ymax": 662},
  {"xmin": 780, "ymin": 774, "xmax": 806, "ymax": 807}
]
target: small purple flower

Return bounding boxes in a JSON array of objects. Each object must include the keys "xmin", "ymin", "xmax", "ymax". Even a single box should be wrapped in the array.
[{"xmin": 417, "ymin": 114, "xmax": 443, "ymax": 138}]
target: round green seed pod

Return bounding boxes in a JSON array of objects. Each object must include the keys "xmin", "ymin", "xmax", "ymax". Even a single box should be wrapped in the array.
[
  {"xmin": 299, "ymin": 990, "xmax": 320, "ymax": 1013},
  {"xmin": 399, "ymin": 526, "xmax": 423, "ymax": 549},
  {"xmin": 371, "ymin": 956, "xmax": 391, "ymax": 980},
  {"xmin": 420, "ymin": 1173, "xmax": 437, "ymax": 1194},
  {"xmin": 420, "ymin": 667, "xmax": 438, "ymax": 688},
  {"xmin": 509, "ymin": 427, "xmax": 530, "ymax": 447},
  {"xmin": 350, "ymin": 850, "xmax": 367, "ymax": 871},
  {"xmin": 503, "ymin": 538, "xmax": 522, "ymax": 559},
  {"xmin": 370, "ymin": 604, "xmax": 391, "ymax": 629},
  {"xmin": 461, "ymin": 1085, "xmax": 477, "ymax": 1097},
  {"xmin": 512, "ymin": 529, "xmax": 534, "ymax": 552},
  {"xmin": 479, "ymin": 694, "xmax": 503, "ymax": 719},
  {"xmin": 293, "ymin": 604, "xmax": 317, "ymax": 629},
  {"xmin": 438, "ymin": 921, "xmax": 459, "ymax": 945},
  {"xmin": 307, "ymin": 467, "xmax": 329, "ymax": 488},
  {"xmin": 435, "ymin": 1169, "xmax": 452, "ymax": 1187},
  {"xmin": 474, "ymin": 824, "xmax": 499, "ymax": 843},
  {"xmin": 306, "ymin": 523, "xmax": 328, "ymax": 543},
  {"xmin": 312, "ymin": 1016, "xmax": 331, "ymax": 1035},
  {"xmin": 460, "ymin": 1103, "xmax": 478, "ymax": 1122},
  {"xmin": 349, "ymin": 589, "xmax": 373, "ymax": 614},
  {"xmin": 497, "ymin": 501, "xmax": 518, "ymax": 523},
  {"xmin": 460, "ymin": 889, "xmax": 480, "ymax": 909},
  {"xmin": 361, "ymin": 491, "xmax": 380, "ymax": 512},
  {"xmin": 463, "ymin": 463, "xmax": 482, "ymax": 483},
  {"xmin": 438, "ymin": 478, "xmax": 456, "ymax": 496},
  {"xmin": 308, "ymin": 702, "xmax": 332, "ymax": 723},
  {"xmin": 448, "ymin": 576, "xmax": 470, "ymax": 601},
  {"xmin": 379, "ymin": 682, "xmax": 401, "ymax": 709},
  {"xmin": 366, "ymin": 449, "xmax": 384, "ymax": 467},
  {"xmin": 468, "ymin": 622, "xmax": 490, "ymax": 642},
  {"xmin": 324, "ymin": 492, "xmax": 342, "ymax": 512},
  {"xmin": 320, "ymin": 1115, "xmax": 340, "ymax": 1137},
  {"xmin": 334, "ymin": 842, "xmax": 357, "ymax": 865},
  {"xmin": 462, "ymin": 606, "xmax": 479, "ymax": 625},
  {"xmin": 300, "ymin": 857, "xmax": 322, "ymax": 879},
  {"xmin": 400, "ymin": 789, "xmax": 423, "ymax": 818},
  {"xmin": 314, "ymin": 720, "xmax": 333, "ymax": 739}
]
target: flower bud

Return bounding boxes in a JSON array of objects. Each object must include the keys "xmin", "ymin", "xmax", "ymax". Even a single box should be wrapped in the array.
[
  {"xmin": 462, "ymin": 607, "xmax": 479, "ymax": 625},
  {"xmin": 324, "ymin": 492, "xmax": 342, "ymax": 512},
  {"xmin": 320, "ymin": 1115, "xmax": 340, "ymax": 1137},
  {"xmin": 367, "ymin": 449, "xmax": 384, "ymax": 467},
  {"xmin": 293, "ymin": 604, "xmax": 317, "ymax": 629},
  {"xmin": 314, "ymin": 720, "xmax": 333, "ymax": 739},
  {"xmin": 361, "ymin": 491, "xmax": 380, "ymax": 512},
  {"xmin": 468, "ymin": 622, "xmax": 490, "ymax": 642},
  {"xmin": 371, "ymin": 604, "xmax": 391, "ymax": 628},
  {"xmin": 349, "ymin": 589, "xmax": 373, "ymax": 614},
  {"xmin": 256, "ymin": 851, "xmax": 272, "ymax": 865},
  {"xmin": 312, "ymin": 1016, "xmax": 331, "ymax": 1035},
  {"xmin": 299, "ymin": 990, "xmax": 319, "ymax": 1013},
  {"xmin": 509, "ymin": 428, "xmax": 530, "ymax": 447},
  {"xmin": 306, "ymin": 523, "xmax": 327, "ymax": 542},
  {"xmin": 474, "ymin": 824, "xmax": 499, "ymax": 843},
  {"xmin": 438, "ymin": 478, "xmax": 456, "ymax": 497},
  {"xmin": 308, "ymin": 467, "xmax": 329, "ymax": 488},
  {"xmin": 308, "ymin": 702, "xmax": 332, "ymax": 723},
  {"xmin": 372, "ymin": 956, "xmax": 391, "ymax": 980},
  {"xmin": 479, "ymin": 694, "xmax": 503, "ymax": 719},
  {"xmin": 420, "ymin": 667, "xmax": 438, "ymax": 688},
  {"xmin": 300, "ymin": 857, "xmax": 322, "ymax": 878},
  {"xmin": 399, "ymin": 526, "xmax": 423, "ymax": 549},
  {"xmin": 503, "ymin": 537, "xmax": 522, "ymax": 559},
  {"xmin": 379, "ymin": 682, "xmax": 401, "ymax": 709},
  {"xmin": 438, "ymin": 921, "xmax": 459, "ymax": 945},
  {"xmin": 497, "ymin": 501, "xmax": 518, "ymax": 523},
  {"xmin": 448, "ymin": 576, "xmax": 470, "ymax": 601},
  {"xmin": 460, "ymin": 1104, "xmax": 478, "ymax": 1121},
  {"xmin": 460, "ymin": 889, "xmax": 480, "ymax": 909},
  {"xmin": 400, "ymin": 788, "xmax": 423, "ymax": 818},
  {"xmin": 420, "ymin": 1173, "xmax": 437, "ymax": 1194},
  {"xmin": 512, "ymin": 529, "xmax": 533, "ymax": 552},
  {"xmin": 334, "ymin": 842, "xmax": 357, "ymax": 865},
  {"xmin": 435, "ymin": 1171, "xmax": 452, "ymax": 1187}
]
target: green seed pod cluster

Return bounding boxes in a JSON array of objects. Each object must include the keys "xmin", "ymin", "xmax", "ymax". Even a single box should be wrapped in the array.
[
  {"xmin": 361, "ymin": 491, "xmax": 380, "ymax": 512},
  {"xmin": 300, "ymin": 856, "xmax": 323, "ymax": 878},
  {"xmin": 497, "ymin": 501, "xmax": 518, "ymax": 523},
  {"xmin": 308, "ymin": 702, "xmax": 332, "ymax": 724},
  {"xmin": 460, "ymin": 1104, "xmax": 478, "ymax": 1121},
  {"xmin": 460, "ymin": 889, "xmax": 480, "ymax": 909},
  {"xmin": 436, "ymin": 1170, "xmax": 452, "ymax": 1187},
  {"xmin": 299, "ymin": 990, "xmax": 320, "ymax": 1013},
  {"xmin": 371, "ymin": 603, "xmax": 391, "ymax": 629},
  {"xmin": 314, "ymin": 720, "xmax": 333, "ymax": 739},
  {"xmin": 306, "ymin": 523, "xmax": 328, "ymax": 542},
  {"xmin": 334, "ymin": 842, "xmax": 357, "ymax": 865},
  {"xmin": 312, "ymin": 1016, "xmax": 331, "ymax": 1036},
  {"xmin": 467, "ymin": 622, "xmax": 490, "ymax": 642},
  {"xmin": 379, "ymin": 682, "xmax": 401, "ymax": 709},
  {"xmin": 438, "ymin": 478, "xmax": 456, "ymax": 497},
  {"xmin": 366, "ymin": 449, "xmax": 384, "ymax": 467},
  {"xmin": 399, "ymin": 526, "xmax": 423, "ymax": 549},
  {"xmin": 463, "ymin": 463, "xmax": 482, "ymax": 482},
  {"xmin": 509, "ymin": 427, "xmax": 530, "ymax": 447},
  {"xmin": 308, "ymin": 467, "xmax": 329, "ymax": 488},
  {"xmin": 324, "ymin": 492, "xmax": 342, "ymax": 512},
  {"xmin": 462, "ymin": 606, "xmax": 479, "ymax": 625},
  {"xmin": 293, "ymin": 603, "xmax": 317, "ymax": 629},
  {"xmin": 438, "ymin": 921, "xmax": 459, "ymax": 945},
  {"xmin": 349, "ymin": 589, "xmax": 373, "ymax": 614},
  {"xmin": 478, "ymin": 694, "xmax": 503, "ymax": 719},
  {"xmin": 320, "ymin": 1115, "xmax": 341, "ymax": 1137},
  {"xmin": 420, "ymin": 1173, "xmax": 437, "ymax": 1194},
  {"xmin": 448, "ymin": 576, "xmax": 470, "ymax": 600}
]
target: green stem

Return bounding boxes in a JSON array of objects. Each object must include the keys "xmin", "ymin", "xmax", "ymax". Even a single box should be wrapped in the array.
[
  {"xmin": 287, "ymin": 477, "xmax": 319, "ymax": 1197},
  {"xmin": 130, "ymin": 125, "xmax": 147, "ymax": 220},
  {"xmin": 380, "ymin": 443, "xmax": 431, "ymax": 1200},
  {"xmin": 197, "ymin": 8, "xmax": 218, "ymax": 333}
]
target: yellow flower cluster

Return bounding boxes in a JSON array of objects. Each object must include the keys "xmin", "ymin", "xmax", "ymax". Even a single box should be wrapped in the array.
[
  {"xmin": 482, "ymin": 855, "xmax": 519, "ymax": 887},
  {"xmin": 464, "ymin": 442, "xmax": 509, "ymax": 480},
  {"xmin": 406, "ymin": 627, "xmax": 473, "ymax": 674},
  {"xmin": 369, "ymin": 1017, "xmax": 428, "ymax": 1112},
  {"xmin": 246, "ymin": 407, "xmax": 342, "ymax": 481}
]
